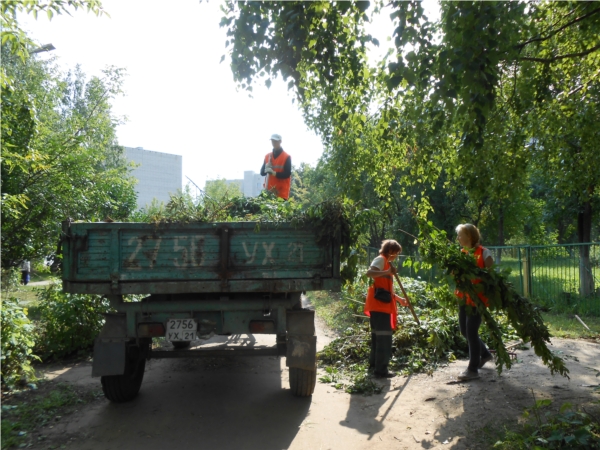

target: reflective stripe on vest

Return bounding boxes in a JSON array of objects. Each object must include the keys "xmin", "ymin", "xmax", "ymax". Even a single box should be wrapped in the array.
[{"xmin": 264, "ymin": 151, "xmax": 291, "ymax": 200}]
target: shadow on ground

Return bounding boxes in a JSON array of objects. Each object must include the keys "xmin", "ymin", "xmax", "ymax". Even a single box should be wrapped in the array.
[{"xmin": 38, "ymin": 335, "xmax": 311, "ymax": 450}]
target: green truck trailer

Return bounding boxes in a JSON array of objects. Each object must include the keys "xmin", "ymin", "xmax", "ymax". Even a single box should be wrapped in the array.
[{"xmin": 61, "ymin": 220, "xmax": 341, "ymax": 402}]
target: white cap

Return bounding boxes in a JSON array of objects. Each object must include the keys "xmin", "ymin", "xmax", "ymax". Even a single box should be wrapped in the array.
[{"xmin": 270, "ymin": 133, "xmax": 282, "ymax": 141}]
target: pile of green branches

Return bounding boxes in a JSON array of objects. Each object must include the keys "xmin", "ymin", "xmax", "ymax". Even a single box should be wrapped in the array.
[
  {"xmin": 129, "ymin": 190, "xmax": 364, "ymax": 283},
  {"xmin": 415, "ymin": 219, "xmax": 569, "ymax": 378},
  {"xmin": 317, "ymin": 278, "xmax": 520, "ymax": 394}
]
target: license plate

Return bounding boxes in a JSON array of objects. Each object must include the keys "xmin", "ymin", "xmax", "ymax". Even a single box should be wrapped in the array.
[{"xmin": 166, "ymin": 318, "xmax": 197, "ymax": 341}]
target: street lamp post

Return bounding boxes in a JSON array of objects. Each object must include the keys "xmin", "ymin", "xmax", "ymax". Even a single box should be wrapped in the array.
[{"xmin": 30, "ymin": 43, "xmax": 56, "ymax": 54}]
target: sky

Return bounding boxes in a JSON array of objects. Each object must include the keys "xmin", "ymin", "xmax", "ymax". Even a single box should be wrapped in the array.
[{"xmin": 18, "ymin": 1, "xmax": 437, "ymax": 192}]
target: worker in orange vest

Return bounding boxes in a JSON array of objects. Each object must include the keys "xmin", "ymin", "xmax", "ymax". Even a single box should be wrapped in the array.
[
  {"xmin": 364, "ymin": 239, "xmax": 407, "ymax": 378},
  {"xmin": 454, "ymin": 223, "xmax": 494, "ymax": 381},
  {"xmin": 261, "ymin": 133, "xmax": 292, "ymax": 200}
]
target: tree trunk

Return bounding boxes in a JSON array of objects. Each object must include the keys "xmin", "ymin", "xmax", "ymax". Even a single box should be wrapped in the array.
[
  {"xmin": 496, "ymin": 206, "xmax": 504, "ymax": 265},
  {"xmin": 578, "ymin": 200, "xmax": 594, "ymax": 297}
]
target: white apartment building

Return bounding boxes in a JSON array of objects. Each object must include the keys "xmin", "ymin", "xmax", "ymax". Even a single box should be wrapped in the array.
[
  {"xmin": 243, "ymin": 170, "xmax": 264, "ymax": 197},
  {"xmin": 124, "ymin": 146, "xmax": 182, "ymax": 209}
]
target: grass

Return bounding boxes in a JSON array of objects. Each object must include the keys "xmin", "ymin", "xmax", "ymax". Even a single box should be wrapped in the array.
[
  {"xmin": 488, "ymin": 252, "xmax": 600, "ymax": 317},
  {"xmin": 1, "ymin": 381, "xmax": 104, "ymax": 449},
  {"xmin": 306, "ymin": 290, "xmax": 360, "ymax": 332},
  {"xmin": 542, "ymin": 313, "xmax": 600, "ymax": 340},
  {"xmin": 3, "ymin": 272, "xmax": 60, "ymax": 308}
]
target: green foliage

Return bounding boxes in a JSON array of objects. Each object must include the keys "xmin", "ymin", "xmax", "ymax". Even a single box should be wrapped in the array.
[
  {"xmin": 316, "ymin": 276, "xmax": 520, "ymax": 392},
  {"xmin": 0, "ymin": 298, "xmax": 40, "ymax": 389},
  {"xmin": 223, "ymin": 1, "xmax": 600, "ymax": 254},
  {"xmin": 494, "ymin": 398, "xmax": 600, "ymax": 450},
  {"xmin": 204, "ymin": 178, "xmax": 243, "ymax": 202},
  {"xmin": 416, "ymin": 219, "xmax": 569, "ymax": 377},
  {"xmin": 0, "ymin": 0, "xmax": 107, "ymax": 89},
  {"xmin": 290, "ymin": 162, "xmax": 343, "ymax": 206},
  {"xmin": 130, "ymin": 190, "xmax": 368, "ymax": 284},
  {"xmin": 315, "ymin": 272, "xmax": 565, "ymax": 395},
  {"xmin": 1, "ymin": 42, "xmax": 137, "ymax": 269},
  {"xmin": 1, "ymin": 267, "xmax": 21, "ymax": 293},
  {"xmin": 318, "ymin": 306, "xmax": 467, "ymax": 380},
  {"xmin": 32, "ymin": 283, "xmax": 112, "ymax": 360},
  {"xmin": 317, "ymin": 348, "xmax": 382, "ymax": 395},
  {"xmin": 1, "ymin": 382, "xmax": 103, "ymax": 449},
  {"xmin": 345, "ymin": 371, "xmax": 383, "ymax": 396}
]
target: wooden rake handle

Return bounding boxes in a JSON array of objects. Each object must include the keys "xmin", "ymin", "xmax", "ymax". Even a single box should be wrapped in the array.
[{"xmin": 391, "ymin": 266, "xmax": 420, "ymax": 325}]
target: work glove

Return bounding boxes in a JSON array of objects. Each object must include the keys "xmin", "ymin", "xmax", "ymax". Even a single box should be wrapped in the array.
[{"xmin": 265, "ymin": 164, "xmax": 276, "ymax": 175}]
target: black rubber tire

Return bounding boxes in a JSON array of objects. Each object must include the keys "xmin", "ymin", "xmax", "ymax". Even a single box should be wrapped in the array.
[
  {"xmin": 101, "ymin": 344, "xmax": 147, "ymax": 403},
  {"xmin": 289, "ymin": 367, "xmax": 317, "ymax": 397},
  {"xmin": 172, "ymin": 340, "xmax": 191, "ymax": 349}
]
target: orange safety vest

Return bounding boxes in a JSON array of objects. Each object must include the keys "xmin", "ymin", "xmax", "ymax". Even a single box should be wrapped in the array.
[
  {"xmin": 455, "ymin": 245, "xmax": 489, "ymax": 307},
  {"xmin": 364, "ymin": 255, "xmax": 398, "ymax": 329},
  {"xmin": 264, "ymin": 150, "xmax": 291, "ymax": 200}
]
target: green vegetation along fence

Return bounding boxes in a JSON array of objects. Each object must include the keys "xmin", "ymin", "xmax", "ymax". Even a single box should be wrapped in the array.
[{"xmin": 362, "ymin": 243, "xmax": 600, "ymax": 316}]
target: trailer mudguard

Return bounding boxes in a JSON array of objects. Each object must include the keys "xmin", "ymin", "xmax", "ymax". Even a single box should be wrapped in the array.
[
  {"xmin": 92, "ymin": 313, "xmax": 128, "ymax": 377},
  {"xmin": 286, "ymin": 335, "xmax": 317, "ymax": 370},
  {"xmin": 286, "ymin": 309, "xmax": 316, "ymax": 370}
]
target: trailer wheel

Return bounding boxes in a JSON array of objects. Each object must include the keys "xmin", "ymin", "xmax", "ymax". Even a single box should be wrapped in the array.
[
  {"xmin": 172, "ymin": 340, "xmax": 191, "ymax": 349},
  {"xmin": 101, "ymin": 341, "xmax": 147, "ymax": 402},
  {"xmin": 289, "ymin": 366, "xmax": 316, "ymax": 397}
]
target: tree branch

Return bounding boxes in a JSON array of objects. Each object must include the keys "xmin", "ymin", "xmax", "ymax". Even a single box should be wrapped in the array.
[
  {"xmin": 518, "ymin": 43, "xmax": 600, "ymax": 63},
  {"xmin": 516, "ymin": 6, "xmax": 600, "ymax": 50},
  {"xmin": 564, "ymin": 69, "xmax": 600, "ymax": 98}
]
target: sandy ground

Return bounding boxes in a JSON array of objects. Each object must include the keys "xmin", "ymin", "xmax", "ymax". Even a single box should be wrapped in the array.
[{"xmin": 13, "ymin": 314, "xmax": 600, "ymax": 450}]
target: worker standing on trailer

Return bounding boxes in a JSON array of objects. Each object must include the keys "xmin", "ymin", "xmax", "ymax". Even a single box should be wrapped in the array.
[{"xmin": 261, "ymin": 133, "xmax": 292, "ymax": 200}]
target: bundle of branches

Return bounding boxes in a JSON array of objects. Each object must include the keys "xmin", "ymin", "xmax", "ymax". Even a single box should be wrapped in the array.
[{"xmin": 415, "ymin": 219, "xmax": 569, "ymax": 378}]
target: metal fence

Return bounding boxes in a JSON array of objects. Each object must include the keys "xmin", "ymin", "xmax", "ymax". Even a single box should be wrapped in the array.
[{"xmin": 361, "ymin": 243, "xmax": 600, "ymax": 315}]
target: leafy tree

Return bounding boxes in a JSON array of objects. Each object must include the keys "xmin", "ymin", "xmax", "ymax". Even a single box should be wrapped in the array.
[
  {"xmin": 221, "ymin": 1, "xmax": 599, "ymax": 253},
  {"xmin": 1, "ymin": 0, "xmax": 107, "ymax": 88},
  {"xmin": 204, "ymin": 178, "xmax": 242, "ymax": 202},
  {"xmin": 1, "ymin": 44, "xmax": 137, "ymax": 268}
]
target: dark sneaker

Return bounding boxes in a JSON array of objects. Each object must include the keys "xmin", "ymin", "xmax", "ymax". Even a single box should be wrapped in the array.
[
  {"xmin": 457, "ymin": 370, "xmax": 480, "ymax": 381},
  {"xmin": 478, "ymin": 354, "xmax": 494, "ymax": 369},
  {"xmin": 374, "ymin": 371, "xmax": 396, "ymax": 378}
]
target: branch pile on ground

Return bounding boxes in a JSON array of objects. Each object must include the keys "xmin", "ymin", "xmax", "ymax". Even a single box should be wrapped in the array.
[{"xmin": 317, "ymin": 278, "xmax": 520, "ymax": 380}]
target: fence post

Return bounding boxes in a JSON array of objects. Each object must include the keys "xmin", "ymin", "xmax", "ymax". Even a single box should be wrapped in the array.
[{"xmin": 522, "ymin": 246, "xmax": 533, "ymax": 298}]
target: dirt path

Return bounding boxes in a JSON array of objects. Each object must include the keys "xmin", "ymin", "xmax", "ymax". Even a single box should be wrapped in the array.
[{"xmin": 27, "ymin": 318, "xmax": 600, "ymax": 450}]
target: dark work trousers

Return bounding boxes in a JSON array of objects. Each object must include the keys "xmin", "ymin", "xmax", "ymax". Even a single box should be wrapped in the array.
[
  {"xmin": 369, "ymin": 311, "xmax": 393, "ymax": 375},
  {"xmin": 459, "ymin": 305, "xmax": 492, "ymax": 372}
]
